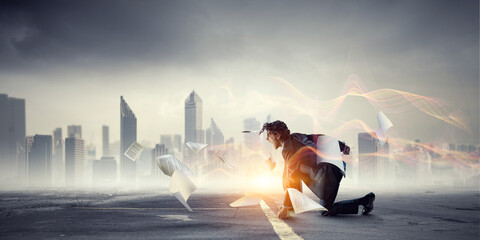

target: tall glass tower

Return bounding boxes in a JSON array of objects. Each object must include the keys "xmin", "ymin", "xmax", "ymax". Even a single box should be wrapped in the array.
[
  {"xmin": 184, "ymin": 91, "xmax": 203, "ymax": 175},
  {"xmin": 120, "ymin": 96, "xmax": 137, "ymax": 185}
]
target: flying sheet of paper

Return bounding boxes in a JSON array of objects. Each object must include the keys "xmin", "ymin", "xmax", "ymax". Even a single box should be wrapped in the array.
[
  {"xmin": 377, "ymin": 111, "xmax": 393, "ymax": 132},
  {"xmin": 169, "ymin": 171, "xmax": 197, "ymax": 211},
  {"xmin": 185, "ymin": 142, "xmax": 208, "ymax": 153},
  {"xmin": 156, "ymin": 155, "xmax": 193, "ymax": 177},
  {"xmin": 215, "ymin": 153, "xmax": 235, "ymax": 169},
  {"xmin": 375, "ymin": 127, "xmax": 387, "ymax": 145},
  {"xmin": 172, "ymin": 192, "xmax": 193, "ymax": 212},
  {"xmin": 376, "ymin": 111, "xmax": 394, "ymax": 145},
  {"xmin": 287, "ymin": 188, "xmax": 327, "ymax": 214},
  {"xmin": 241, "ymin": 130, "xmax": 260, "ymax": 134},
  {"xmin": 124, "ymin": 141, "xmax": 144, "ymax": 162},
  {"xmin": 230, "ymin": 193, "xmax": 263, "ymax": 207}
]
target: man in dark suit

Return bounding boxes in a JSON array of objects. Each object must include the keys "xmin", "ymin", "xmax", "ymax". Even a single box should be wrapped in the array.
[{"xmin": 260, "ymin": 120, "xmax": 375, "ymax": 219}]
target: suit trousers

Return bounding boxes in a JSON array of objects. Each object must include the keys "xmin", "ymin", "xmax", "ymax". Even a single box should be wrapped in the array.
[{"xmin": 306, "ymin": 162, "xmax": 364, "ymax": 216}]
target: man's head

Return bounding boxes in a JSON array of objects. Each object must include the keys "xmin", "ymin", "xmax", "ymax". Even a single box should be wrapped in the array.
[{"xmin": 259, "ymin": 120, "xmax": 290, "ymax": 149}]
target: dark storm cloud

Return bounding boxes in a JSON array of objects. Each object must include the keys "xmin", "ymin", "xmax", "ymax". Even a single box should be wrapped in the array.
[
  {"xmin": 0, "ymin": 0, "xmax": 477, "ymax": 75},
  {"xmin": 0, "ymin": 0, "xmax": 217, "ymax": 70}
]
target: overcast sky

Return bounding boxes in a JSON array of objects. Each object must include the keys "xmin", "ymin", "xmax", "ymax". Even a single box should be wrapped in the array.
[{"xmin": 0, "ymin": 0, "xmax": 478, "ymax": 151}]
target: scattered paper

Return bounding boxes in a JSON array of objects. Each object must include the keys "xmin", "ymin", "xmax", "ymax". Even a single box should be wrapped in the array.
[
  {"xmin": 287, "ymin": 188, "xmax": 327, "ymax": 214},
  {"xmin": 215, "ymin": 152, "xmax": 235, "ymax": 169},
  {"xmin": 124, "ymin": 141, "xmax": 144, "ymax": 162},
  {"xmin": 377, "ymin": 111, "xmax": 393, "ymax": 133},
  {"xmin": 230, "ymin": 193, "xmax": 263, "ymax": 207},
  {"xmin": 156, "ymin": 155, "xmax": 193, "ymax": 177},
  {"xmin": 186, "ymin": 142, "xmax": 208, "ymax": 153},
  {"xmin": 316, "ymin": 136, "xmax": 345, "ymax": 174},
  {"xmin": 241, "ymin": 130, "xmax": 260, "ymax": 134},
  {"xmin": 172, "ymin": 192, "xmax": 193, "ymax": 212},
  {"xmin": 376, "ymin": 111, "xmax": 394, "ymax": 145},
  {"xmin": 169, "ymin": 171, "xmax": 197, "ymax": 212}
]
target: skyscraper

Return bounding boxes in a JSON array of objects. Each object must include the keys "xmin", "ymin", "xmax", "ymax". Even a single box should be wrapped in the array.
[
  {"xmin": 65, "ymin": 137, "xmax": 85, "ymax": 186},
  {"xmin": 0, "ymin": 94, "xmax": 26, "ymax": 180},
  {"xmin": 173, "ymin": 134, "xmax": 182, "ymax": 152},
  {"xmin": 67, "ymin": 125, "xmax": 82, "ymax": 139},
  {"xmin": 102, "ymin": 125, "xmax": 109, "ymax": 156},
  {"xmin": 358, "ymin": 132, "xmax": 391, "ymax": 184},
  {"xmin": 120, "ymin": 96, "xmax": 137, "ymax": 184},
  {"xmin": 28, "ymin": 135, "xmax": 52, "ymax": 186},
  {"xmin": 151, "ymin": 144, "xmax": 168, "ymax": 185},
  {"xmin": 53, "ymin": 128, "xmax": 64, "ymax": 186},
  {"xmin": 160, "ymin": 135, "xmax": 173, "ymax": 153},
  {"xmin": 184, "ymin": 91, "xmax": 204, "ymax": 175},
  {"xmin": 206, "ymin": 118, "xmax": 224, "ymax": 146}
]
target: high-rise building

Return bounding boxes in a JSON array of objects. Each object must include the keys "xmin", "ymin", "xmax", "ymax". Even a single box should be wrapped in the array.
[
  {"xmin": 93, "ymin": 156, "xmax": 117, "ymax": 185},
  {"xmin": 25, "ymin": 136, "xmax": 34, "ymax": 179},
  {"xmin": 102, "ymin": 125, "xmax": 109, "ymax": 156},
  {"xmin": 0, "ymin": 94, "xmax": 26, "ymax": 180},
  {"xmin": 52, "ymin": 128, "xmax": 64, "ymax": 186},
  {"xmin": 184, "ymin": 91, "xmax": 204, "ymax": 175},
  {"xmin": 85, "ymin": 144, "xmax": 96, "ymax": 186},
  {"xmin": 160, "ymin": 135, "xmax": 173, "ymax": 153},
  {"xmin": 28, "ymin": 135, "xmax": 52, "ymax": 186},
  {"xmin": 206, "ymin": 118, "xmax": 224, "ymax": 146},
  {"xmin": 65, "ymin": 137, "xmax": 85, "ymax": 186},
  {"xmin": 120, "ymin": 96, "xmax": 137, "ymax": 184},
  {"xmin": 151, "ymin": 144, "xmax": 168, "ymax": 185},
  {"xmin": 173, "ymin": 134, "xmax": 182, "ymax": 152},
  {"xmin": 358, "ymin": 132, "xmax": 391, "ymax": 184},
  {"xmin": 67, "ymin": 125, "xmax": 82, "ymax": 139}
]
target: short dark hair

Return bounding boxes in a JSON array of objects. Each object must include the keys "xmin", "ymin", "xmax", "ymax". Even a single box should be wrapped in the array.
[{"xmin": 259, "ymin": 120, "xmax": 290, "ymax": 141}]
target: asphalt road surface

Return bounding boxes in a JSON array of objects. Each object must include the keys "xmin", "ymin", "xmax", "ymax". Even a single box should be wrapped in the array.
[{"xmin": 0, "ymin": 187, "xmax": 479, "ymax": 240}]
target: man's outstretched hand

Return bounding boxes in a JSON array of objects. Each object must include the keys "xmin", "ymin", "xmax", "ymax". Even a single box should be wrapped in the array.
[{"xmin": 277, "ymin": 207, "xmax": 289, "ymax": 219}]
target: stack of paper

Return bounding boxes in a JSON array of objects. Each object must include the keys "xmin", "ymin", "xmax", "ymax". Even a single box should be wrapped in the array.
[
  {"xmin": 156, "ymin": 155, "xmax": 193, "ymax": 177},
  {"xmin": 375, "ymin": 111, "xmax": 394, "ymax": 145},
  {"xmin": 169, "ymin": 171, "xmax": 197, "ymax": 212},
  {"xmin": 124, "ymin": 142, "xmax": 144, "ymax": 162},
  {"xmin": 287, "ymin": 188, "xmax": 327, "ymax": 214},
  {"xmin": 186, "ymin": 142, "xmax": 208, "ymax": 153}
]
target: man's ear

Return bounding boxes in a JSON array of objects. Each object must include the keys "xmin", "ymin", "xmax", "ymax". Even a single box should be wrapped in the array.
[{"xmin": 275, "ymin": 133, "xmax": 281, "ymax": 140}]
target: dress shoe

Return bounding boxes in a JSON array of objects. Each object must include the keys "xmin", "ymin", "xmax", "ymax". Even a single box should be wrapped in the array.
[{"xmin": 362, "ymin": 192, "xmax": 375, "ymax": 215}]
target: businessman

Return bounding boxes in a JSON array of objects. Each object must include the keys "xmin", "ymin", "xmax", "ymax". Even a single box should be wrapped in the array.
[{"xmin": 260, "ymin": 120, "xmax": 375, "ymax": 219}]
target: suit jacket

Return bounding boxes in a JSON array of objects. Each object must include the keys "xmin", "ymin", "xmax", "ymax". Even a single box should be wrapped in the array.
[{"xmin": 281, "ymin": 133, "xmax": 348, "ymax": 208}]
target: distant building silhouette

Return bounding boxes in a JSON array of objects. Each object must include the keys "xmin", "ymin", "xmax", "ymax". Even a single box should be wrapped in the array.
[
  {"xmin": 93, "ymin": 156, "xmax": 117, "ymax": 185},
  {"xmin": 120, "ymin": 96, "xmax": 137, "ymax": 184},
  {"xmin": 173, "ymin": 134, "xmax": 182, "ymax": 152},
  {"xmin": 357, "ymin": 132, "xmax": 391, "ymax": 184},
  {"xmin": 206, "ymin": 118, "xmax": 224, "ymax": 146},
  {"xmin": 65, "ymin": 137, "xmax": 85, "ymax": 186},
  {"xmin": 151, "ymin": 144, "xmax": 168, "ymax": 185},
  {"xmin": 28, "ymin": 135, "xmax": 52, "ymax": 187},
  {"xmin": 160, "ymin": 135, "xmax": 173, "ymax": 153},
  {"xmin": 184, "ymin": 91, "xmax": 204, "ymax": 175},
  {"xmin": 0, "ymin": 93, "xmax": 26, "ymax": 180},
  {"xmin": 102, "ymin": 125, "xmax": 109, "ymax": 156},
  {"xmin": 67, "ymin": 125, "xmax": 82, "ymax": 139},
  {"xmin": 53, "ymin": 128, "xmax": 64, "ymax": 186}
]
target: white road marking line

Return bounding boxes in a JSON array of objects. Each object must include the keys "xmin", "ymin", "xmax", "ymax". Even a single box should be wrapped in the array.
[
  {"xmin": 73, "ymin": 207, "xmax": 238, "ymax": 210},
  {"xmin": 259, "ymin": 200, "xmax": 304, "ymax": 240}
]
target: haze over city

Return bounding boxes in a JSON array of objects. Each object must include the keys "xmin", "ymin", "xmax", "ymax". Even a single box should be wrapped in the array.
[{"xmin": 1, "ymin": 0, "xmax": 478, "ymax": 150}]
